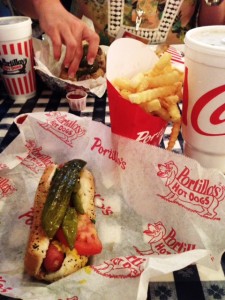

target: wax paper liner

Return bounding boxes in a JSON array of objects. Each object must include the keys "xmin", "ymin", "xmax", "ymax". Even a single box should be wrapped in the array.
[{"xmin": 0, "ymin": 112, "xmax": 225, "ymax": 300}]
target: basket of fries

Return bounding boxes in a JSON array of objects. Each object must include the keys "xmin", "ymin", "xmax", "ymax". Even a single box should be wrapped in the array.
[{"xmin": 107, "ymin": 38, "xmax": 183, "ymax": 150}]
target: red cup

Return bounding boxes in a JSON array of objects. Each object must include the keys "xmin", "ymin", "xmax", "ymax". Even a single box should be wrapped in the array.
[{"xmin": 0, "ymin": 17, "xmax": 36, "ymax": 100}]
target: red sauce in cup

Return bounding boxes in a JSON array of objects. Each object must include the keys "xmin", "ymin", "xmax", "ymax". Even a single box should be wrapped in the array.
[{"xmin": 68, "ymin": 94, "xmax": 83, "ymax": 100}]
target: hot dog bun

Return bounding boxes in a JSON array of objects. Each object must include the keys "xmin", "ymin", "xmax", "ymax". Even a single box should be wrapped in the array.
[{"xmin": 24, "ymin": 162, "xmax": 99, "ymax": 282}]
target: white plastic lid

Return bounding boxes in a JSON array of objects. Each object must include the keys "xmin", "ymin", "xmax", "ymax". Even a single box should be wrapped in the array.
[
  {"xmin": 0, "ymin": 16, "xmax": 32, "ymax": 42},
  {"xmin": 185, "ymin": 26, "xmax": 225, "ymax": 57}
]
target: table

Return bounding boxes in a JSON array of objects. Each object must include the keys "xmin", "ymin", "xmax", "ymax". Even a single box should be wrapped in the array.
[{"xmin": 1, "ymin": 75, "xmax": 225, "ymax": 300}]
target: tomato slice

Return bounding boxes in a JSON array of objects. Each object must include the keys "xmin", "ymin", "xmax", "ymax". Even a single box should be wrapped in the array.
[
  {"xmin": 55, "ymin": 214, "xmax": 102, "ymax": 256},
  {"xmin": 55, "ymin": 227, "xmax": 69, "ymax": 248},
  {"xmin": 75, "ymin": 214, "xmax": 102, "ymax": 256}
]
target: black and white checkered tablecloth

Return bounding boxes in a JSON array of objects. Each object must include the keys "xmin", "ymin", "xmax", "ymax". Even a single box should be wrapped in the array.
[
  {"xmin": 0, "ymin": 77, "xmax": 184, "ymax": 155},
  {"xmin": 1, "ymin": 77, "xmax": 225, "ymax": 300}
]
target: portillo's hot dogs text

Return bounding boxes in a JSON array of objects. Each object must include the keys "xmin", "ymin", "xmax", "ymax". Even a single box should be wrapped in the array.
[
  {"xmin": 157, "ymin": 161, "xmax": 225, "ymax": 219},
  {"xmin": 91, "ymin": 137, "xmax": 126, "ymax": 170}
]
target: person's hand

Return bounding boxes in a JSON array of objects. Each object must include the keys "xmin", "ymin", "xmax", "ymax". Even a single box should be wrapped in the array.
[{"xmin": 34, "ymin": 0, "xmax": 100, "ymax": 78}]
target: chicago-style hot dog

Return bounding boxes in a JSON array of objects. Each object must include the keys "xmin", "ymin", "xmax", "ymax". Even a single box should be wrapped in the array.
[{"xmin": 24, "ymin": 159, "xmax": 102, "ymax": 282}]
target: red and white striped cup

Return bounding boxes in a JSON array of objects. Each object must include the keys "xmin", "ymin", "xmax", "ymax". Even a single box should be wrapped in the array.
[{"xmin": 0, "ymin": 16, "xmax": 36, "ymax": 100}]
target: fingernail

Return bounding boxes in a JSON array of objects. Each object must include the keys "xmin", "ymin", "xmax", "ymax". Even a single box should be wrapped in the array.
[
  {"xmin": 68, "ymin": 73, "xmax": 74, "ymax": 79},
  {"xmin": 87, "ymin": 58, "xmax": 94, "ymax": 65}
]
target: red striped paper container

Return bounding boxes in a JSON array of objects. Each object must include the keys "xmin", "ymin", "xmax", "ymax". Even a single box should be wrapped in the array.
[{"xmin": 0, "ymin": 16, "xmax": 36, "ymax": 100}]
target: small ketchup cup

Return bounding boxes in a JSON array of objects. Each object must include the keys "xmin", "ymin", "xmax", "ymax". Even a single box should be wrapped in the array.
[{"xmin": 66, "ymin": 89, "xmax": 87, "ymax": 111}]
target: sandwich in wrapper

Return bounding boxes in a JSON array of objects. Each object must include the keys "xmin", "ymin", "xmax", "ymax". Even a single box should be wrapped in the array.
[
  {"xmin": 60, "ymin": 44, "xmax": 106, "ymax": 81},
  {"xmin": 24, "ymin": 159, "xmax": 102, "ymax": 282}
]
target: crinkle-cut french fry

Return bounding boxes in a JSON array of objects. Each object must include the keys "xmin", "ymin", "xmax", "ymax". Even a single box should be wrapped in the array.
[
  {"xmin": 167, "ymin": 119, "xmax": 182, "ymax": 151},
  {"xmin": 128, "ymin": 85, "xmax": 177, "ymax": 104},
  {"xmin": 120, "ymin": 89, "xmax": 133, "ymax": 100},
  {"xmin": 166, "ymin": 95, "xmax": 180, "ymax": 103},
  {"xmin": 146, "ymin": 71, "xmax": 181, "ymax": 88},
  {"xmin": 145, "ymin": 65, "xmax": 173, "ymax": 77},
  {"xmin": 168, "ymin": 104, "xmax": 181, "ymax": 122},
  {"xmin": 174, "ymin": 82, "xmax": 183, "ymax": 101},
  {"xmin": 159, "ymin": 98, "xmax": 169, "ymax": 109},
  {"xmin": 112, "ymin": 78, "xmax": 136, "ymax": 92},
  {"xmin": 129, "ymin": 72, "xmax": 145, "ymax": 89},
  {"xmin": 136, "ymin": 76, "xmax": 151, "ymax": 92},
  {"xmin": 162, "ymin": 65, "xmax": 174, "ymax": 74},
  {"xmin": 155, "ymin": 44, "xmax": 169, "ymax": 57},
  {"xmin": 150, "ymin": 52, "xmax": 172, "ymax": 76},
  {"xmin": 160, "ymin": 96, "xmax": 181, "ymax": 122},
  {"xmin": 140, "ymin": 99, "xmax": 161, "ymax": 113},
  {"xmin": 152, "ymin": 107, "xmax": 171, "ymax": 122},
  {"xmin": 177, "ymin": 69, "xmax": 185, "ymax": 82}
]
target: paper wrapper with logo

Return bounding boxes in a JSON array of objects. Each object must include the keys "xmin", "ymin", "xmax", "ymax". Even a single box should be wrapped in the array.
[
  {"xmin": 107, "ymin": 39, "xmax": 168, "ymax": 146},
  {"xmin": 1, "ymin": 112, "xmax": 225, "ymax": 300}
]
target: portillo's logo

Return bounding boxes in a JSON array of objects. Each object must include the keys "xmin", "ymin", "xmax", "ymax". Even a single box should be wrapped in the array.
[
  {"xmin": 91, "ymin": 137, "xmax": 126, "ymax": 170},
  {"xmin": 39, "ymin": 112, "xmax": 86, "ymax": 147},
  {"xmin": 157, "ymin": 161, "xmax": 225, "ymax": 220},
  {"xmin": 136, "ymin": 127, "xmax": 165, "ymax": 144},
  {"xmin": 16, "ymin": 140, "xmax": 54, "ymax": 174},
  {"xmin": 0, "ymin": 57, "xmax": 27, "ymax": 75},
  {"xmin": 0, "ymin": 177, "xmax": 17, "ymax": 198},
  {"xmin": 134, "ymin": 221, "xmax": 196, "ymax": 256},
  {"xmin": 92, "ymin": 256, "xmax": 146, "ymax": 278}
]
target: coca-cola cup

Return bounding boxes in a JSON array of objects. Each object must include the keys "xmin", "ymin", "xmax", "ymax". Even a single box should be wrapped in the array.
[
  {"xmin": 182, "ymin": 26, "xmax": 225, "ymax": 173},
  {"xmin": 0, "ymin": 16, "xmax": 36, "ymax": 100}
]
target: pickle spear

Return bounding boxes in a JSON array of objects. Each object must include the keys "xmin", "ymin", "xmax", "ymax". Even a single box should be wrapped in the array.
[
  {"xmin": 42, "ymin": 159, "xmax": 86, "ymax": 238},
  {"xmin": 62, "ymin": 207, "xmax": 78, "ymax": 250},
  {"xmin": 72, "ymin": 168, "xmax": 96, "ymax": 221}
]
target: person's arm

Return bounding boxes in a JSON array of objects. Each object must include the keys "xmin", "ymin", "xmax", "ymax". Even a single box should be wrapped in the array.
[
  {"xmin": 11, "ymin": 0, "xmax": 100, "ymax": 78},
  {"xmin": 198, "ymin": 0, "xmax": 225, "ymax": 26},
  {"xmin": 10, "ymin": 0, "xmax": 38, "ymax": 19}
]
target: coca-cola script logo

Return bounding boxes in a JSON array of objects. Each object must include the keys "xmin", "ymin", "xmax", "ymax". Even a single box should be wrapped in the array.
[
  {"xmin": 191, "ymin": 85, "xmax": 225, "ymax": 136},
  {"xmin": 92, "ymin": 256, "xmax": 146, "ymax": 278},
  {"xmin": 134, "ymin": 221, "xmax": 195, "ymax": 255},
  {"xmin": 183, "ymin": 67, "xmax": 225, "ymax": 136},
  {"xmin": 157, "ymin": 161, "xmax": 225, "ymax": 220},
  {"xmin": 16, "ymin": 140, "xmax": 54, "ymax": 174},
  {"xmin": 39, "ymin": 112, "xmax": 86, "ymax": 147},
  {"xmin": 0, "ymin": 177, "xmax": 17, "ymax": 198}
]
